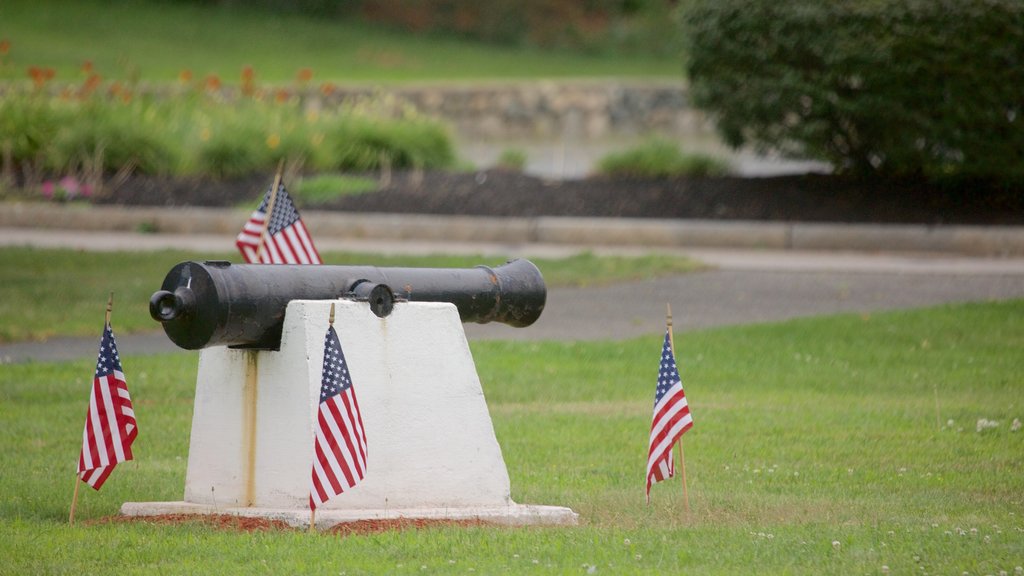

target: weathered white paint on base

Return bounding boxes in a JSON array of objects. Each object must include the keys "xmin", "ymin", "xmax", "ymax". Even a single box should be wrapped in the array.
[
  {"xmin": 123, "ymin": 299, "xmax": 576, "ymax": 526},
  {"xmin": 121, "ymin": 501, "xmax": 578, "ymax": 529}
]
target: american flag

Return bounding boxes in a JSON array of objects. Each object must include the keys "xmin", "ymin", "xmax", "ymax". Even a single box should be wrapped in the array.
[
  {"xmin": 77, "ymin": 323, "xmax": 137, "ymax": 490},
  {"xmin": 236, "ymin": 182, "xmax": 322, "ymax": 264},
  {"xmin": 646, "ymin": 330, "xmax": 693, "ymax": 502},
  {"xmin": 310, "ymin": 324, "xmax": 367, "ymax": 510}
]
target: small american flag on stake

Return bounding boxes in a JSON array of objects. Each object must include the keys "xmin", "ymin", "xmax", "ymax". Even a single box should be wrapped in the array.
[
  {"xmin": 310, "ymin": 304, "xmax": 367, "ymax": 514},
  {"xmin": 646, "ymin": 329, "xmax": 693, "ymax": 502},
  {"xmin": 236, "ymin": 179, "xmax": 322, "ymax": 264},
  {"xmin": 77, "ymin": 315, "xmax": 137, "ymax": 491}
]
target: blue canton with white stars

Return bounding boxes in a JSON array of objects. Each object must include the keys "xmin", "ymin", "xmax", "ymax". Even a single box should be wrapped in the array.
[
  {"xmin": 257, "ymin": 184, "xmax": 301, "ymax": 236},
  {"xmin": 320, "ymin": 326, "xmax": 353, "ymax": 403},
  {"xmin": 654, "ymin": 332, "xmax": 680, "ymax": 407},
  {"xmin": 95, "ymin": 324, "xmax": 123, "ymax": 378}
]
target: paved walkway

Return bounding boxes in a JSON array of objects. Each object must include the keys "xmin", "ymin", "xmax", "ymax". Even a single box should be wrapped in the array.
[{"xmin": 3, "ymin": 228, "xmax": 1023, "ymax": 363}]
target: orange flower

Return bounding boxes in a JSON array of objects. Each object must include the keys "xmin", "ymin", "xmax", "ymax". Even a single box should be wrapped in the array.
[
  {"xmin": 79, "ymin": 73, "xmax": 102, "ymax": 98},
  {"xmin": 274, "ymin": 88, "xmax": 290, "ymax": 104},
  {"xmin": 0, "ymin": 39, "xmax": 10, "ymax": 56},
  {"xmin": 296, "ymin": 68, "xmax": 313, "ymax": 84},
  {"xmin": 204, "ymin": 74, "xmax": 222, "ymax": 92},
  {"xmin": 81, "ymin": 60, "xmax": 94, "ymax": 74},
  {"xmin": 320, "ymin": 82, "xmax": 336, "ymax": 97},
  {"xmin": 28, "ymin": 66, "xmax": 49, "ymax": 89},
  {"xmin": 241, "ymin": 65, "xmax": 255, "ymax": 96},
  {"xmin": 178, "ymin": 69, "xmax": 193, "ymax": 83}
]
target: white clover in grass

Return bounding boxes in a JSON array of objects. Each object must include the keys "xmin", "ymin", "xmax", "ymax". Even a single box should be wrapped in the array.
[
  {"xmin": 832, "ymin": 540, "xmax": 841, "ymax": 551},
  {"xmin": 977, "ymin": 418, "xmax": 999, "ymax": 432},
  {"xmin": 1012, "ymin": 418, "xmax": 1022, "ymax": 432},
  {"xmin": 1015, "ymin": 566, "xmax": 1023, "ymax": 575},
  {"xmin": 882, "ymin": 565, "xmax": 890, "ymax": 574},
  {"xmin": 635, "ymin": 554, "xmax": 642, "ymax": 561},
  {"xmin": 947, "ymin": 419, "xmax": 955, "ymax": 427},
  {"xmin": 587, "ymin": 565, "xmax": 598, "ymax": 574},
  {"xmin": 623, "ymin": 538, "xmax": 631, "ymax": 546}
]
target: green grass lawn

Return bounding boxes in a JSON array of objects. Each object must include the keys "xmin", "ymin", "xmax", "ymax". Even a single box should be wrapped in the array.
[
  {"xmin": 1, "ymin": 300, "xmax": 1022, "ymax": 574},
  {"xmin": 0, "ymin": 247, "xmax": 701, "ymax": 342},
  {"xmin": 0, "ymin": 0, "xmax": 681, "ymax": 84}
]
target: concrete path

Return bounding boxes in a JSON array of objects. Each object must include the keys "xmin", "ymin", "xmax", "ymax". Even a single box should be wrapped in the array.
[{"xmin": 2, "ymin": 228, "xmax": 1023, "ymax": 364}]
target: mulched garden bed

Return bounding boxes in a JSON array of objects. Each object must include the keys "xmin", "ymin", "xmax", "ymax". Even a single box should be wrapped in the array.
[{"xmin": 94, "ymin": 170, "xmax": 1024, "ymax": 226}]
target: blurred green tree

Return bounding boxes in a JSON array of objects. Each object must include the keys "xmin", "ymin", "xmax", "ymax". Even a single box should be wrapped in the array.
[{"xmin": 680, "ymin": 0, "xmax": 1024, "ymax": 183}]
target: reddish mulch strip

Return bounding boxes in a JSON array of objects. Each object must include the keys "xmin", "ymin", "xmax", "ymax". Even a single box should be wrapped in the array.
[
  {"xmin": 89, "ymin": 513, "xmax": 487, "ymax": 535},
  {"xmin": 89, "ymin": 513, "xmax": 291, "ymax": 532}
]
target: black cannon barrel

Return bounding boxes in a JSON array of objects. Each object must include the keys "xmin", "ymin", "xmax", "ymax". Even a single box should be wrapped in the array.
[{"xmin": 149, "ymin": 259, "xmax": 546, "ymax": 350}]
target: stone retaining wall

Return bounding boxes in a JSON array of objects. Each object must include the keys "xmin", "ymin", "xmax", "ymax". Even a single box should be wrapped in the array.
[{"xmin": 316, "ymin": 80, "xmax": 709, "ymax": 139}]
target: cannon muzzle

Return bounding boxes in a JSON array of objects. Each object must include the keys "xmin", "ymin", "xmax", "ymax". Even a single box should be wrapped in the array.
[{"xmin": 150, "ymin": 259, "xmax": 546, "ymax": 350}]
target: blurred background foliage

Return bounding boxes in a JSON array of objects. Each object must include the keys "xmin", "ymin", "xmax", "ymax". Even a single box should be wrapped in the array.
[
  {"xmin": 680, "ymin": 0, "xmax": 1024, "ymax": 185},
  {"xmin": 164, "ymin": 0, "xmax": 683, "ymax": 56}
]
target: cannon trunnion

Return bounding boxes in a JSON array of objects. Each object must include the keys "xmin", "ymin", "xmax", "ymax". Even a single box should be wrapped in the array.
[{"xmin": 149, "ymin": 259, "xmax": 546, "ymax": 350}]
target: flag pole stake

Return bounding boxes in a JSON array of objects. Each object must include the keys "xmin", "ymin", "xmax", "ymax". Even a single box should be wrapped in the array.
[
  {"xmin": 667, "ymin": 303, "xmax": 691, "ymax": 515},
  {"xmin": 105, "ymin": 292, "xmax": 113, "ymax": 325},
  {"xmin": 69, "ymin": 473, "xmax": 80, "ymax": 525},
  {"xmin": 255, "ymin": 159, "xmax": 285, "ymax": 262}
]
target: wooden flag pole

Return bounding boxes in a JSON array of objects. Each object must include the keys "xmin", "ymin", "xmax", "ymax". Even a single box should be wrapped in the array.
[
  {"xmin": 667, "ymin": 303, "xmax": 691, "ymax": 514},
  {"xmin": 69, "ymin": 470, "xmax": 81, "ymax": 525},
  {"xmin": 70, "ymin": 293, "xmax": 115, "ymax": 525},
  {"xmin": 255, "ymin": 159, "xmax": 284, "ymax": 263}
]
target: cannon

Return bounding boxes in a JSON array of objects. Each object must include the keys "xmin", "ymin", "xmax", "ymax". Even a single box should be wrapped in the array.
[{"xmin": 149, "ymin": 259, "xmax": 546, "ymax": 350}]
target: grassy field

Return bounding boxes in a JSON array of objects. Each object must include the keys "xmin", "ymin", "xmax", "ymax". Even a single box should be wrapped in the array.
[
  {"xmin": 1, "ymin": 300, "xmax": 1022, "ymax": 573},
  {"xmin": 0, "ymin": 0, "xmax": 681, "ymax": 84},
  {"xmin": 0, "ymin": 247, "xmax": 701, "ymax": 342}
]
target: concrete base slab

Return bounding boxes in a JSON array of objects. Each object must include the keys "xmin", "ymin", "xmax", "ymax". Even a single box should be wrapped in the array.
[{"xmin": 120, "ymin": 501, "xmax": 579, "ymax": 529}]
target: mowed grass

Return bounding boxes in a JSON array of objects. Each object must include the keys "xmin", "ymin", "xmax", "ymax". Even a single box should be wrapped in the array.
[
  {"xmin": 0, "ymin": 247, "xmax": 701, "ymax": 342},
  {"xmin": 0, "ymin": 0, "xmax": 681, "ymax": 84},
  {"xmin": 1, "ymin": 300, "xmax": 1022, "ymax": 574}
]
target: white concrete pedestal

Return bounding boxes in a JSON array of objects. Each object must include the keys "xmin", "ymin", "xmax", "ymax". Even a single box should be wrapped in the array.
[{"xmin": 122, "ymin": 300, "xmax": 577, "ymax": 528}]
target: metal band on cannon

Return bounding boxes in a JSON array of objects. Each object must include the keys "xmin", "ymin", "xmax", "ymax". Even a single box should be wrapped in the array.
[{"xmin": 149, "ymin": 259, "xmax": 546, "ymax": 350}]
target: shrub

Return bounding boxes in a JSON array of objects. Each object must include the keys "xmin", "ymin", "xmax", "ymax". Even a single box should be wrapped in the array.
[
  {"xmin": 194, "ymin": 124, "xmax": 268, "ymax": 178},
  {"xmin": 0, "ymin": 96, "xmax": 72, "ymax": 169},
  {"xmin": 496, "ymin": 148, "xmax": 527, "ymax": 171},
  {"xmin": 48, "ymin": 101, "xmax": 178, "ymax": 175},
  {"xmin": 291, "ymin": 173, "xmax": 377, "ymax": 203},
  {"xmin": 326, "ymin": 117, "xmax": 455, "ymax": 171},
  {"xmin": 596, "ymin": 138, "xmax": 729, "ymax": 178},
  {"xmin": 680, "ymin": 0, "xmax": 1024, "ymax": 182}
]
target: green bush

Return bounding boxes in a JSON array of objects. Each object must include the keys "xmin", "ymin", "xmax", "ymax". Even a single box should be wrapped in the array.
[
  {"xmin": 326, "ymin": 117, "xmax": 455, "ymax": 171},
  {"xmin": 680, "ymin": 0, "xmax": 1024, "ymax": 182},
  {"xmin": 496, "ymin": 148, "xmax": 527, "ymax": 171},
  {"xmin": 0, "ymin": 97, "xmax": 72, "ymax": 169},
  {"xmin": 291, "ymin": 173, "xmax": 377, "ymax": 203},
  {"xmin": 49, "ymin": 102, "xmax": 178, "ymax": 175},
  {"xmin": 596, "ymin": 138, "xmax": 729, "ymax": 178}
]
